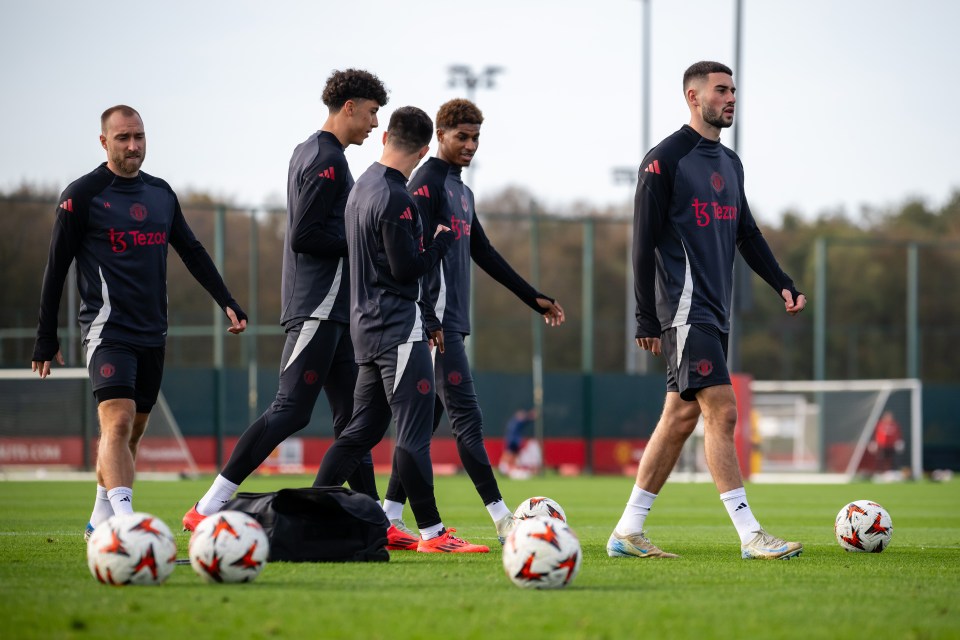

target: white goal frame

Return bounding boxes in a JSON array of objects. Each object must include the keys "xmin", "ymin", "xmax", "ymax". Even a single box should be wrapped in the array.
[
  {"xmin": 749, "ymin": 379, "xmax": 922, "ymax": 480},
  {"xmin": 0, "ymin": 367, "xmax": 198, "ymax": 475}
]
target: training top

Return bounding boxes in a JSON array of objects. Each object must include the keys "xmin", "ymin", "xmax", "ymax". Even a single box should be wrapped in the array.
[
  {"xmin": 33, "ymin": 163, "xmax": 244, "ymax": 361},
  {"xmin": 408, "ymin": 157, "xmax": 548, "ymax": 335},
  {"xmin": 346, "ymin": 162, "xmax": 454, "ymax": 363},
  {"xmin": 633, "ymin": 125, "xmax": 799, "ymax": 338},
  {"xmin": 281, "ymin": 130, "xmax": 353, "ymax": 327}
]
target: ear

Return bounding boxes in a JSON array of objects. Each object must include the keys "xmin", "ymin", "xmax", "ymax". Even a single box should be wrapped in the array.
[
  {"xmin": 436, "ymin": 128, "xmax": 444, "ymax": 143},
  {"xmin": 343, "ymin": 99, "xmax": 355, "ymax": 116},
  {"xmin": 686, "ymin": 84, "xmax": 701, "ymax": 108},
  {"xmin": 100, "ymin": 134, "xmax": 108, "ymax": 150},
  {"xmin": 382, "ymin": 130, "xmax": 389, "ymax": 145},
  {"xmin": 417, "ymin": 145, "xmax": 430, "ymax": 160}
]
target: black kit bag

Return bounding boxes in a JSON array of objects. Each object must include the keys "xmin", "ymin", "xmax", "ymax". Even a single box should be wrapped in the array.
[{"xmin": 222, "ymin": 486, "xmax": 390, "ymax": 563}]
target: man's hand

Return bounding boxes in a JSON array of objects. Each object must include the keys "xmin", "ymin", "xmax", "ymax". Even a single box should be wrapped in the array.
[
  {"xmin": 635, "ymin": 337, "xmax": 662, "ymax": 357},
  {"xmin": 429, "ymin": 329, "xmax": 445, "ymax": 354},
  {"xmin": 225, "ymin": 307, "xmax": 247, "ymax": 334},
  {"xmin": 31, "ymin": 350, "xmax": 65, "ymax": 379},
  {"xmin": 537, "ymin": 297, "xmax": 565, "ymax": 327},
  {"xmin": 434, "ymin": 224, "xmax": 451, "ymax": 238},
  {"xmin": 782, "ymin": 289, "xmax": 806, "ymax": 316}
]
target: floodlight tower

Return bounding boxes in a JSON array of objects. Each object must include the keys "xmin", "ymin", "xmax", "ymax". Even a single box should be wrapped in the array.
[
  {"xmin": 446, "ymin": 64, "xmax": 503, "ymax": 189},
  {"xmin": 447, "ymin": 64, "xmax": 504, "ymax": 101},
  {"xmin": 618, "ymin": 0, "xmax": 652, "ymax": 375},
  {"xmin": 729, "ymin": 0, "xmax": 746, "ymax": 373}
]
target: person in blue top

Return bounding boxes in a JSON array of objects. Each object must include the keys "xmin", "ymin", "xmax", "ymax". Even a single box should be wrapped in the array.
[
  {"xmin": 608, "ymin": 61, "xmax": 806, "ymax": 561},
  {"xmin": 31, "ymin": 105, "xmax": 247, "ymax": 538},
  {"xmin": 498, "ymin": 408, "xmax": 537, "ymax": 477}
]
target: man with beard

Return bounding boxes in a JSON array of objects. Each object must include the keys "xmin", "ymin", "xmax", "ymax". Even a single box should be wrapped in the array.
[
  {"xmin": 32, "ymin": 105, "xmax": 247, "ymax": 537},
  {"xmin": 607, "ymin": 61, "xmax": 806, "ymax": 560}
]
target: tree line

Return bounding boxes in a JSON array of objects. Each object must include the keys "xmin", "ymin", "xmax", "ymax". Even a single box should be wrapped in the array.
[{"xmin": 2, "ymin": 184, "xmax": 958, "ymax": 383}]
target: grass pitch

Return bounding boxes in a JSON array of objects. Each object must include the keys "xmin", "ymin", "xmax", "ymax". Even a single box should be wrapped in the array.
[{"xmin": 1, "ymin": 474, "xmax": 958, "ymax": 639}]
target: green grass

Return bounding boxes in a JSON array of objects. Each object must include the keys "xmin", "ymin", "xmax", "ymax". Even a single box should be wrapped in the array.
[{"xmin": 1, "ymin": 475, "xmax": 958, "ymax": 639}]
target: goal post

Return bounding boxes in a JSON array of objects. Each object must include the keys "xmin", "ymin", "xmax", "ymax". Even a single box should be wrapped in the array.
[
  {"xmin": 748, "ymin": 379, "xmax": 922, "ymax": 481},
  {"xmin": 0, "ymin": 367, "xmax": 197, "ymax": 475}
]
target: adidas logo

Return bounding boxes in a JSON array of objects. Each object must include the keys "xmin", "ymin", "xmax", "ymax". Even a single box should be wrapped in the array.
[
  {"xmin": 399, "ymin": 207, "xmax": 413, "ymax": 221},
  {"xmin": 643, "ymin": 160, "xmax": 661, "ymax": 174},
  {"xmin": 734, "ymin": 502, "xmax": 748, "ymax": 511},
  {"xmin": 317, "ymin": 166, "xmax": 336, "ymax": 180},
  {"xmin": 413, "ymin": 185, "xmax": 430, "ymax": 198},
  {"xmin": 120, "ymin": 496, "xmax": 131, "ymax": 502},
  {"xmin": 59, "ymin": 198, "xmax": 74, "ymax": 212}
]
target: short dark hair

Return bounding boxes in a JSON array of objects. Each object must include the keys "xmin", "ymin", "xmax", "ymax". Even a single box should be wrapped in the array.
[
  {"xmin": 386, "ymin": 107, "xmax": 433, "ymax": 153},
  {"xmin": 322, "ymin": 69, "xmax": 389, "ymax": 111},
  {"xmin": 436, "ymin": 98, "xmax": 483, "ymax": 130},
  {"xmin": 100, "ymin": 105, "xmax": 141, "ymax": 133},
  {"xmin": 682, "ymin": 61, "xmax": 733, "ymax": 91}
]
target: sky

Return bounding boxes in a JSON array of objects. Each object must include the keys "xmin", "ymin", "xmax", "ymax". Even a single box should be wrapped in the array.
[{"xmin": 3, "ymin": 0, "xmax": 959, "ymax": 223}]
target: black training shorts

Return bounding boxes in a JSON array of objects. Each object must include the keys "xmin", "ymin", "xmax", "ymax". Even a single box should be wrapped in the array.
[
  {"xmin": 85, "ymin": 340, "xmax": 165, "ymax": 413},
  {"xmin": 662, "ymin": 323, "xmax": 730, "ymax": 401}
]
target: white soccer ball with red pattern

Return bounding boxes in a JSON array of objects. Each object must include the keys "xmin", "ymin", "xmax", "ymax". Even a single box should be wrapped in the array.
[
  {"xmin": 86, "ymin": 512, "xmax": 177, "ymax": 586},
  {"xmin": 189, "ymin": 510, "xmax": 269, "ymax": 583},
  {"xmin": 502, "ymin": 517, "xmax": 581, "ymax": 589},
  {"xmin": 834, "ymin": 500, "xmax": 893, "ymax": 553},
  {"xmin": 514, "ymin": 496, "xmax": 567, "ymax": 523}
]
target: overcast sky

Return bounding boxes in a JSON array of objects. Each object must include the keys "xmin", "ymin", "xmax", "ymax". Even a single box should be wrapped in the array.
[{"xmin": 3, "ymin": 0, "xmax": 958, "ymax": 222}]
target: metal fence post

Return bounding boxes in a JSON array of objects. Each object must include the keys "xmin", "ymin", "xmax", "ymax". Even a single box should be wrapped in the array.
[
  {"xmin": 213, "ymin": 204, "xmax": 226, "ymax": 468},
  {"xmin": 529, "ymin": 202, "xmax": 545, "ymax": 474},
  {"xmin": 582, "ymin": 218, "xmax": 595, "ymax": 474}
]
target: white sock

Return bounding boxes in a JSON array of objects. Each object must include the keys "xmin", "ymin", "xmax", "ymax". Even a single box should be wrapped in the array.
[
  {"xmin": 196, "ymin": 474, "xmax": 240, "ymax": 516},
  {"xmin": 420, "ymin": 523, "xmax": 445, "ymax": 540},
  {"xmin": 485, "ymin": 499, "xmax": 512, "ymax": 522},
  {"xmin": 106, "ymin": 487, "xmax": 134, "ymax": 516},
  {"xmin": 720, "ymin": 487, "xmax": 762, "ymax": 544},
  {"xmin": 615, "ymin": 486, "xmax": 658, "ymax": 536},
  {"xmin": 89, "ymin": 485, "xmax": 114, "ymax": 527},
  {"xmin": 382, "ymin": 499, "xmax": 405, "ymax": 521}
]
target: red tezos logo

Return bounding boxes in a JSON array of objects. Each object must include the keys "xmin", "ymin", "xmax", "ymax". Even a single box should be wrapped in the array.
[
  {"xmin": 100, "ymin": 363, "xmax": 116, "ymax": 378},
  {"xmin": 450, "ymin": 214, "xmax": 471, "ymax": 240},
  {"xmin": 447, "ymin": 371, "xmax": 462, "ymax": 385},
  {"xmin": 691, "ymin": 198, "xmax": 737, "ymax": 227}
]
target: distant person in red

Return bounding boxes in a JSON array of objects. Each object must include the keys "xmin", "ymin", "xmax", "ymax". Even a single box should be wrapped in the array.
[{"xmin": 870, "ymin": 411, "xmax": 904, "ymax": 473}]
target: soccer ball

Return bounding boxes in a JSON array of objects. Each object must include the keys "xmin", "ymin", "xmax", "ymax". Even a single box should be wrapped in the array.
[
  {"xmin": 834, "ymin": 500, "xmax": 893, "ymax": 553},
  {"xmin": 502, "ymin": 517, "xmax": 581, "ymax": 589},
  {"xmin": 189, "ymin": 510, "xmax": 270, "ymax": 583},
  {"xmin": 514, "ymin": 496, "xmax": 567, "ymax": 523},
  {"xmin": 86, "ymin": 512, "xmax": 177, "ymax": 586}
]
